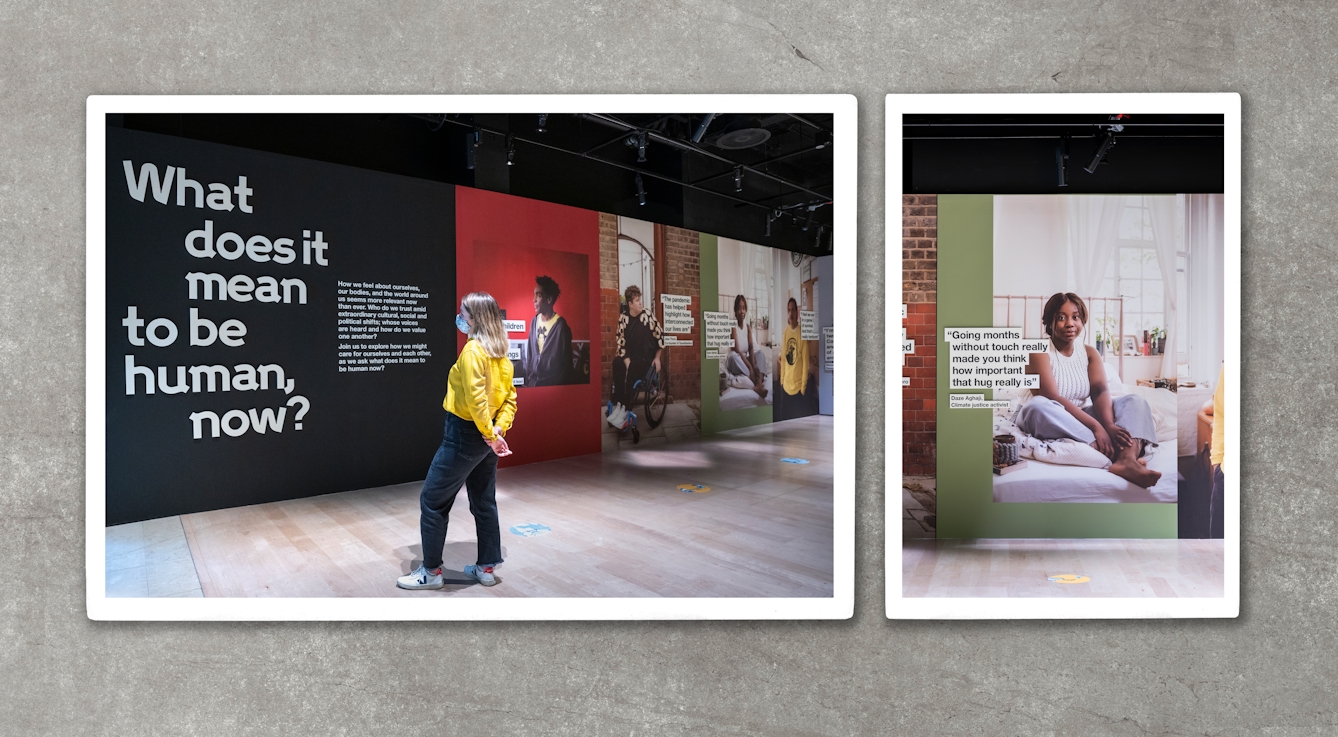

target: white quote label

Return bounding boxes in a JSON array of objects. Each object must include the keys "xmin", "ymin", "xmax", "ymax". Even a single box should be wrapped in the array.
[
  {"xmin": 703, "ymin": 311, "xmax": 734, "ymax": 358},
  {"xmin": 945, "ymin": 327, "xmax": 1043, "ymax": 390},
  {"xmin": 799, "ymin": 311, "xmax": 818, "ymax": 341},
  {"xmin": 503, "ymin": 319, "xmax": 526, "ymax": 333},
  {"xmin": 661, "ymin": 294, "xmax": 694, "ymax": 335},
  {"xmin": 949, "ymin": 393, "xmax": 1012, "ymax": 409},
  {"xmin": 823, "ymin": 326, "xmax": 834, "ymax": 371}
]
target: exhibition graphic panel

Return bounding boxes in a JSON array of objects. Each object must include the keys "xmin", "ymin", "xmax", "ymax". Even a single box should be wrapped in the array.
[
  {"xmin": 455, "ymin": 186, "xmax": 602, "ymax": 466},
  {"xmin": 106, "ymin": 128, "xmax": 453, "ymax": 525}
]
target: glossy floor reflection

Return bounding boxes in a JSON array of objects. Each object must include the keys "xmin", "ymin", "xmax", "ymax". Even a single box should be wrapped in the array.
[
  {"xmin": 109, "ymin": 415, "xmax": 833, "ymax": 598},
  {"xmin": 903, "ymin": 538, "xmax": 1225, "ymax": 598}
]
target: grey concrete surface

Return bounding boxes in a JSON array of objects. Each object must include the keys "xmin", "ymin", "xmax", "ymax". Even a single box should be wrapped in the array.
[{"xmin": 0, "ymin": 1, "xmax": 1328, "ymax": 734}]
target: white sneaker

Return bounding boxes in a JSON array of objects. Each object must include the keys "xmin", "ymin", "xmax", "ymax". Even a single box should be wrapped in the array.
[
  {"xmin": 463, "ymin": 564, "xmax": 498, "ymax": 586},
  {"xmin": 397, "ymin": 565, "xmax": 444, "ymax": 590}
]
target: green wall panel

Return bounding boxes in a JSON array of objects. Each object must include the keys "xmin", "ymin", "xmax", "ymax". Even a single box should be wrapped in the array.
[
  {"xmin": 934, "ymin": 195, "xmax": 1177, "ymax": 539},
  {"xmin": 699, "ymin": 233, "xmax": 773, "ymax": 436}
]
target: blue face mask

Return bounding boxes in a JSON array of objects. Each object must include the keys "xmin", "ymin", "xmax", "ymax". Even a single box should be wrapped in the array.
[{"xmin": 456, "ymin": 313, "xmax": 471, "ymax": 334}]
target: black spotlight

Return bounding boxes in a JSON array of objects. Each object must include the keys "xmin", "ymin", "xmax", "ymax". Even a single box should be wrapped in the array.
[
  {"xmin": 536, "ymin": 114, "xmax": 548, "ymax": 133},
  {"xmin": 1084, "ymin": 125, "xmax": 1122, "ymax": 174},
  {"xmin": 635, "ymin": 172, "xmax": 646, "ymax": 206},
  {"xmin": 506, "ymin": 134, "xmax": 516, "ymax": 166},
  {"xmin": 802, "ymin": 205, "xmax": 815, "ymax": 232},
  {"xmin": 627, "ymin": 131, "xmax": 648, "ymax": 163},
  {"xmin": 765, "ymin": 210, "xmax": 778, "ymax": 237},
  {"xmin": 734, "ymin": 165, "xmax": 744, "ymax": 193}
]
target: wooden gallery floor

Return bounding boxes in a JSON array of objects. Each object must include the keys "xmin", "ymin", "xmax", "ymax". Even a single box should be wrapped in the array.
[
  {"xmin": 902, "ymin": 538, "xmax": 1225, "ymax": 598},
  {"xmin": 109, "ymin": 416, "xmax": 834, "ymax": 598}
]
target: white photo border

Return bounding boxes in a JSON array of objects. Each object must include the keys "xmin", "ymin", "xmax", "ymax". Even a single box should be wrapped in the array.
[
  {"xmin": 87, "ymin": 94, "xmax": 857, "ymax": 621},
  {"xmin": 884, "ymin": 93, "xmax": 1241, "ymax": 619}
]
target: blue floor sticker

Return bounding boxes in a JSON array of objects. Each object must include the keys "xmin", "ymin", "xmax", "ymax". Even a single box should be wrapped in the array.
[
  {"xmin": 781, "ymin": 457, "xmax": 810, "ymax": 464},
  {"xmin": 509, "ymin": 523, "xmax": 551, "ymax": 537}
]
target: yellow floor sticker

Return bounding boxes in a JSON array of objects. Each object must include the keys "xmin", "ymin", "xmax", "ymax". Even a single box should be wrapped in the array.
[
  {"xmin": 678, "ymin": 484, "xmax": 711, "ymax": 493},
  {"xmin": 1048, "ymin": 574, "xmax": 1090, "ymax": 584}
]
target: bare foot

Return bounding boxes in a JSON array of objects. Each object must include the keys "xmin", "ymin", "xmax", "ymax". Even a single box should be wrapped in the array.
[{"xmin": 1109, "ymin": 459, "xmax": 1161, "ymax": 488}]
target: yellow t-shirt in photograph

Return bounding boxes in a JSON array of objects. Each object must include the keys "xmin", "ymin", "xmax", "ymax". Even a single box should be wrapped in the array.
[
  {"xmin": 535, "ymin": 312, "xmax": 562, "ymax": 353},
  {"xmin": 780, "ymin": 322, "xmax": 808, "ymax": 396}
]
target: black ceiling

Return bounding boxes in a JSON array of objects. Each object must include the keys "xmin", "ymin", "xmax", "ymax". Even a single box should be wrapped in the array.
[
  {"xmin": 114, "ymin": 112, "xmax": 835, "ymax": 256},
  {"xmin": 903, "ymin": 113, "xmax": 1225, "ymax": 194}
]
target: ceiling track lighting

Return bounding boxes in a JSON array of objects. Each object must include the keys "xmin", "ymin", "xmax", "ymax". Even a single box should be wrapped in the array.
[
  {"xmin": 506, "ymin": 133, "xmax": 516, "ymax": 166},
  {"xmin": 734, "ymin": 165, "xmax": 744, "ymax": 193},
  {"xmin": 802, "ymin": 205, "xmax": 815, "ymax": 232},
  {"xmin": 766, "ymin": 209, "xmax": 780, "ymax": 237},
  {"xmin": 635, "ymin": 172, "xmax": 646, "ymax": 206},
  {"xmin": 815, "ymin": 224, "xmax": 825, "ymax": 250},
  {"xmin": 1084, "ymin": 124, "xmax": 1123, "ymax": 174},
  {"xmin": 465, "ymin": 127, "xmax": 480, "ymax": 170},
  {"xmin": 691, "ymin": 113, "xmax": 718, "ymax": 143},
  {"xmin": 536, "ymin": 114, "xmax": 548, "ymax": 133},
  {"xmin": 626, "ymin": 131, "xmax": 649, "ymax": 163}
]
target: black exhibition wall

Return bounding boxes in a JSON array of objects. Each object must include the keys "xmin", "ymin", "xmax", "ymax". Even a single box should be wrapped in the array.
[{"xmin": 106, "ymin": 128, "xmax": 455, "ymax": 525}]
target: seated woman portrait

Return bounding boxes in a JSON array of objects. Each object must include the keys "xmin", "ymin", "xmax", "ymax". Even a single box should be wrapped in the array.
[{"xmin": 1015, "ymin": 292, "xmax": 1162, "ymax": 489}]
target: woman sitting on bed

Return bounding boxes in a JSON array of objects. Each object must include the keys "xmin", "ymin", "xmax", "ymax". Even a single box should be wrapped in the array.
[{"xmin": 1016, "ymin": 292, "xmax": 1161, "ymax": 489}]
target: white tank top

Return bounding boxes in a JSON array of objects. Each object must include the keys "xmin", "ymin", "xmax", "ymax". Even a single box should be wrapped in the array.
[{"xmin": 1047, "ymin": 340, "xmax": 1090, "ymax": 406}]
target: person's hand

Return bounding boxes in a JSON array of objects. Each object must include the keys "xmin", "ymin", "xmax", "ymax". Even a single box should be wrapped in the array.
[
  {"xmin": 1107, "ymin": 424, "xmax": 1133, "ymax": 450},
  {"xmin": 489, "ymin": 430, "xmax": 512, "ymax": 457},
  {"xmin": 1091, "ymin": 425, "xmax": 1115, "ymax": 459},
  {"xmin": 651, "ymin": 356, "xmax": 661, "ymax": 374},
  {"xmin": 623, "ymin": 357, "xmax": 631, "ymax": 369}
]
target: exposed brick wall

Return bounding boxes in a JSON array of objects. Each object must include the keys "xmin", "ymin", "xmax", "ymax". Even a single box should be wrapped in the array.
[
  {"xmin": 903, "ymin": 195, "xmax": 937, "ymax": 476},
  {"xmin": 597, "ymin": 216, "xmax": 702, "ymax": 405},
  {"xmin": 599, "ymin": 213, "xmax": 621, "ymax": 404},
  {"xmin": 661, "ymin": 226, "xmax": 701, "ymax": 402}
]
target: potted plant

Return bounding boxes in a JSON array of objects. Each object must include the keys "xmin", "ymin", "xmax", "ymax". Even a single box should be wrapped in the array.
[
  {"xmin": 1094, "ymin": 316, "xmax": 1117, "ymax": 356},
  {"xmin": 1149, "ymin": 326, "xmax": 1166, "ymax": 356}
]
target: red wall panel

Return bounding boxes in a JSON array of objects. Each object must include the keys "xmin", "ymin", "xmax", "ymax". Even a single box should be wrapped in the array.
[{"xmin": 455, "ymin": 187, "xmax": 601, "ymax": 466}]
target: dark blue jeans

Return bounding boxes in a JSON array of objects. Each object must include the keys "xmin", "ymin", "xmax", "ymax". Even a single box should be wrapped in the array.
[{"xmin": 419, "ymin": 413, "xmax": 503, "ymax": 570}]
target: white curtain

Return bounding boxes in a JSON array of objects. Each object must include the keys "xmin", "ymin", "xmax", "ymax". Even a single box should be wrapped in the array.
[
  {"xmin": 1186, "ymin": 194, "xmax": 1225, "ymax": 384},
  {"xmin": 1146, "ymin": 195, "xmax": 1179, "ymax": 378},
  {"xmin": 1065, "ymin": 196, "xmax": 1125, "ymax": 298}
]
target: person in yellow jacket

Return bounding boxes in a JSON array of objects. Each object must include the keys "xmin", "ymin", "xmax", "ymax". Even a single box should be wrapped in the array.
[
  {"xmin": 1209, "ymin": 363, "xmax": 1225, "ymax": 539},
  {"xmin": 774, "ymin": 297, "xmax": 816, "ymax": 421},
  {"xmin": 398, "ymin": 291, "xmax": 517, "ymax": 590}
]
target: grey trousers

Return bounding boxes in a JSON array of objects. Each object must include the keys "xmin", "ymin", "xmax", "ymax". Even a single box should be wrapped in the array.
[{"xmin": 1015, "ymin": 394, "xmax": 1158, "ymax": 448}]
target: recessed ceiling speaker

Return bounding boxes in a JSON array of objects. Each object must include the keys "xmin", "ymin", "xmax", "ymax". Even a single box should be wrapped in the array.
[{"xmin": 713, "ymin": 117, "xmax": 772, "ymax": 149}]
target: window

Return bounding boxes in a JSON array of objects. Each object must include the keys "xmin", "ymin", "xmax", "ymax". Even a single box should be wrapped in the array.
[
  {"xmin": 618, "ymin": 216, "xmax": 655, "ymax": 312},
  {"xmin": 1097, "ymin": 197, "xmax": 1164, "ymax": 354}
]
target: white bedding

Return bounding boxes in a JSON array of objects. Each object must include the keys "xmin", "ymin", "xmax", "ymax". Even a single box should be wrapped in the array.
[
  {"xmin": 989, "ymin": 361, "xmax": 1178, "ymax": 503},
  {"xmin": 719, "ymin": 374, "xmax": 773, "ymax": 411},
  {"xmin": 992, "ymin": 442, "xmax": 1178, "ymax": 503},
  {"xmin": 717, "ymin": 347, "xmax": 773, "ymax": 412}
]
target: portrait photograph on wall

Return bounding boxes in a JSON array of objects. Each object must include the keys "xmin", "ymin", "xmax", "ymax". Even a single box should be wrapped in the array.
[
  {"xmin": 885, "ymin": 94, "xmax": 1240, "ymax": 619},
  {"xmin": 87, "ymin": 95, "xmax": 856, "ymax": 620}
]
